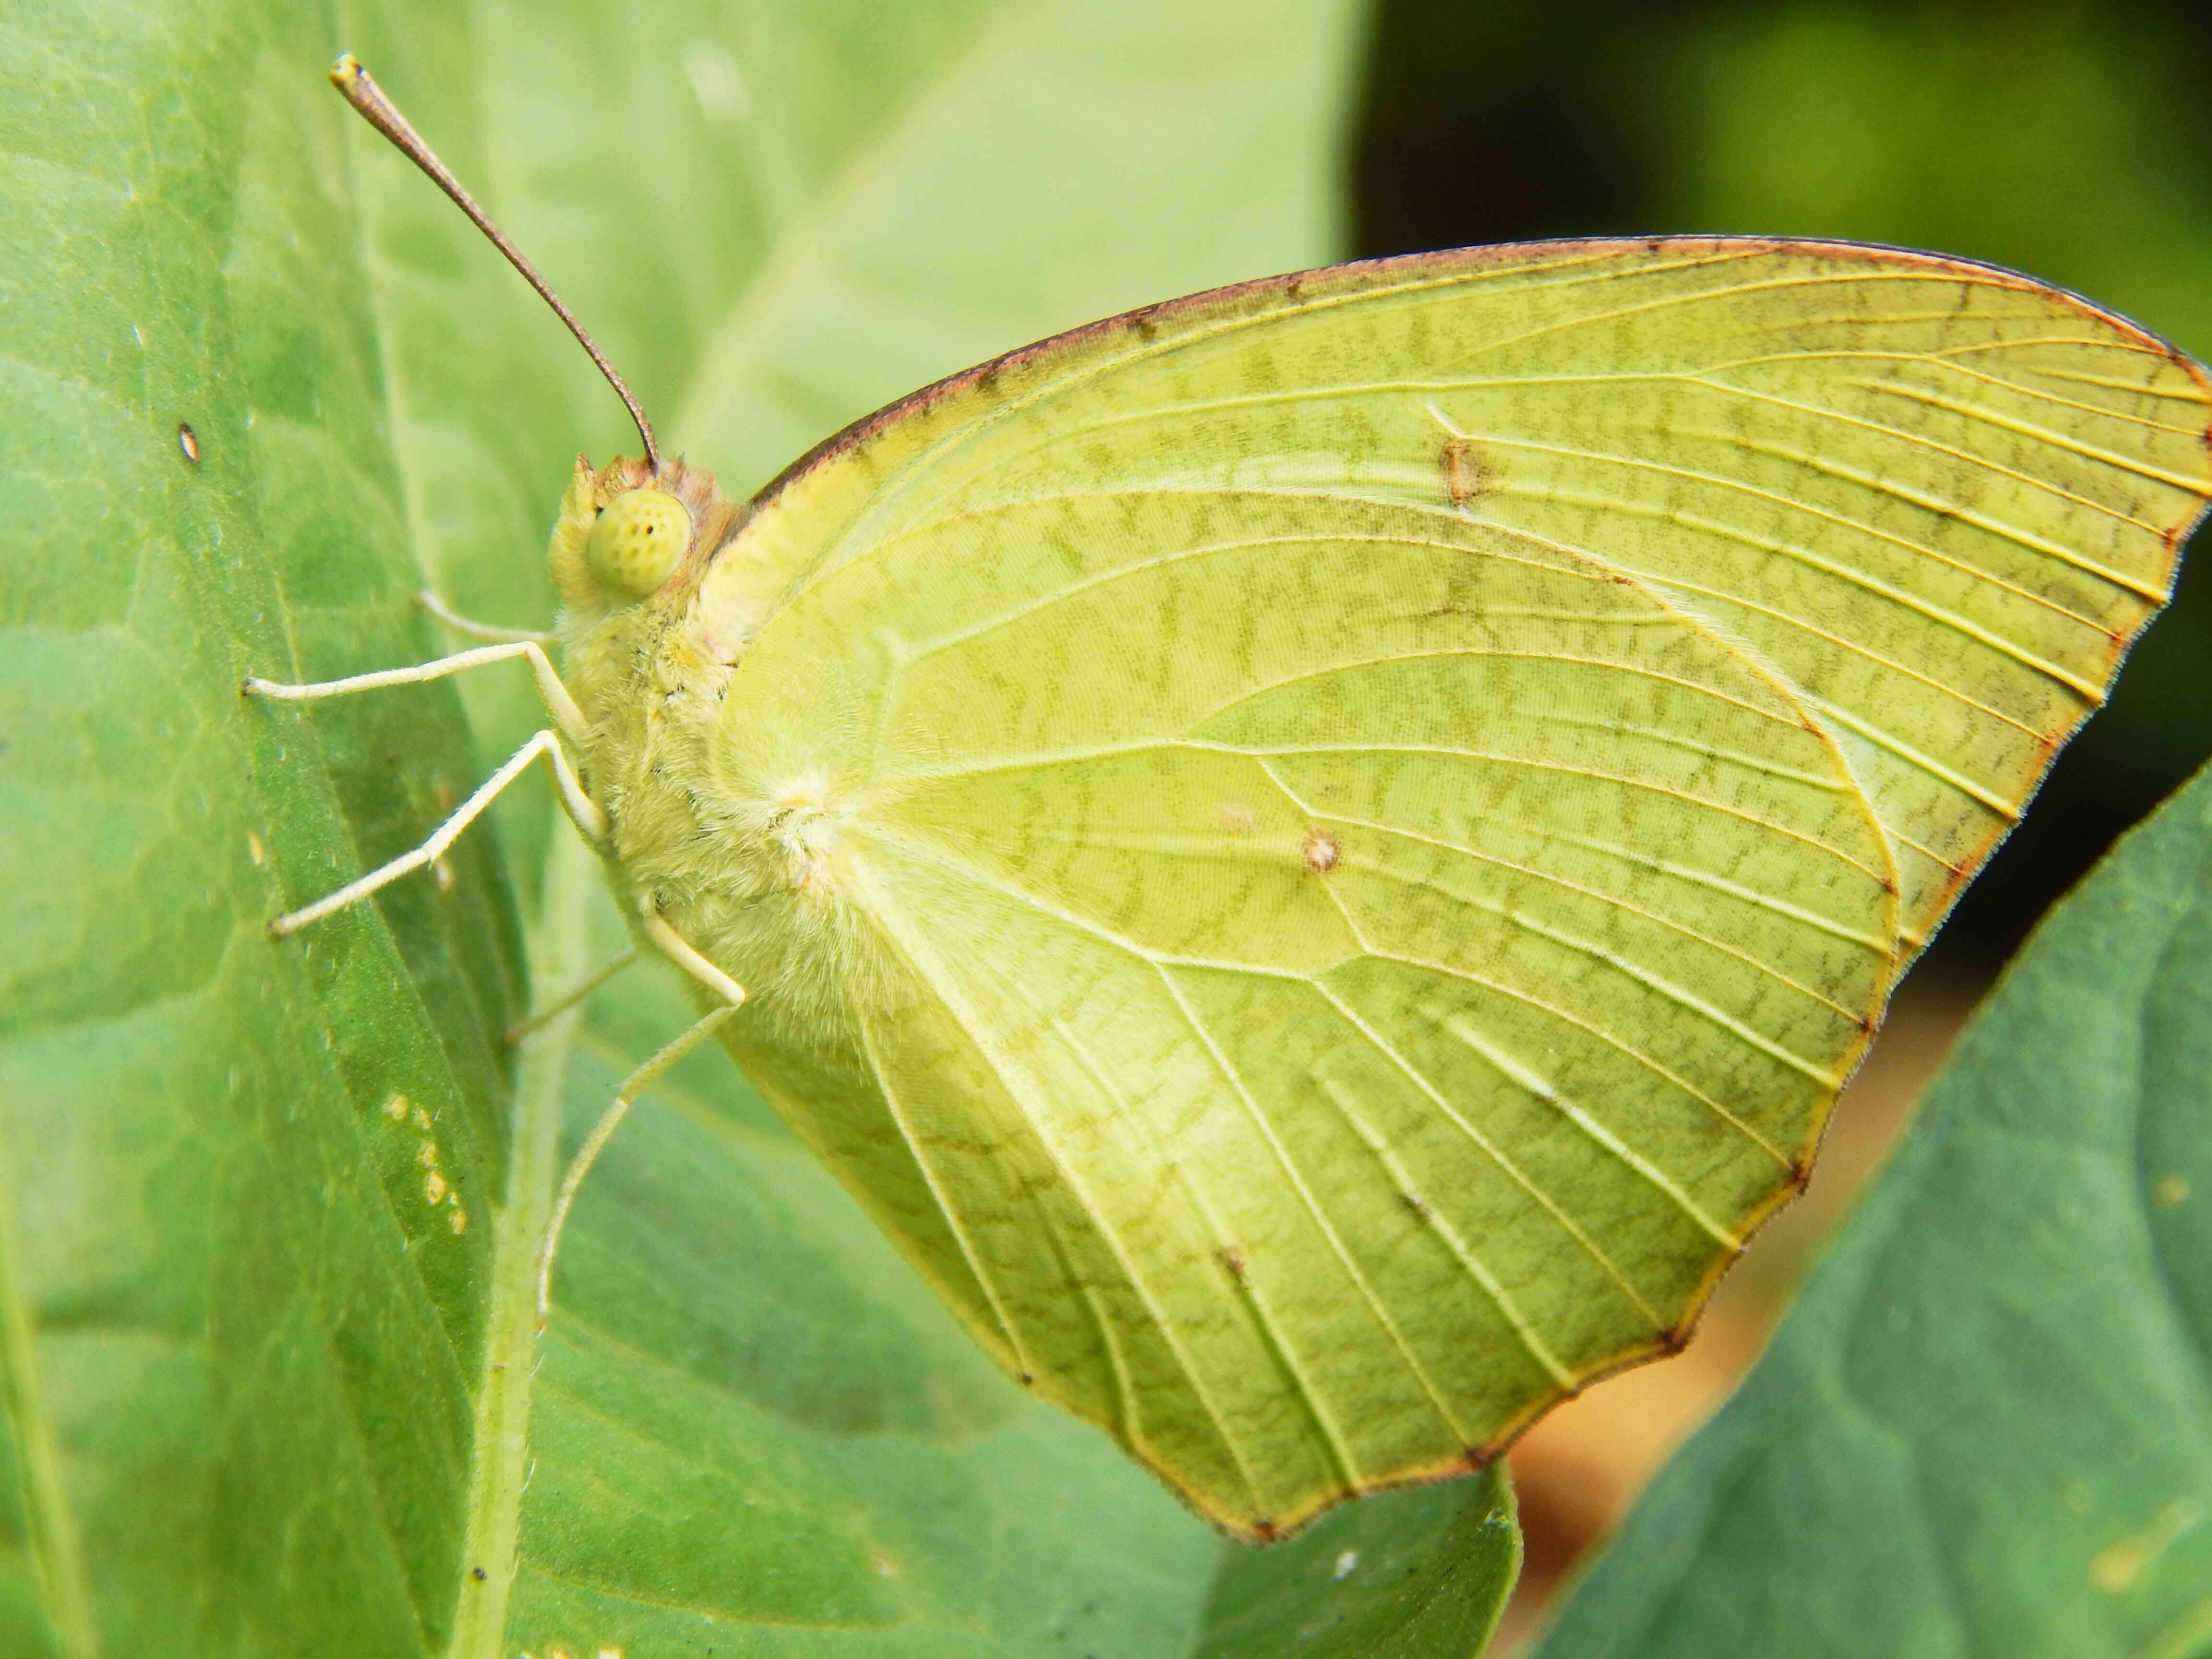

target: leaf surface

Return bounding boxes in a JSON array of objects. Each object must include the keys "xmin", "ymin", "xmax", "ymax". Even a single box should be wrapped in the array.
[
  {"xmin": 1534, "ymin": 760, "xmax": 2212, "ymax": 1658},
  {"xmin": 1192, "ymin": 1469, "xmax": 1519, "ymax": 1658},
  {"xmin": 0, "ymin": 1, "xmax": 1522, "ymax": 1656}
]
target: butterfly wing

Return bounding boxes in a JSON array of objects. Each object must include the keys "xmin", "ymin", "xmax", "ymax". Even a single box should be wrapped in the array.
[{"xmin": 690, "ymin": 239, "xmax": 2212, "ymax": 1537}]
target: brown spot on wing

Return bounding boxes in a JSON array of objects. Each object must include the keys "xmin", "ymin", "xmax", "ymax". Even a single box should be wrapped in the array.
[
  {"xmin": 1302, "ymin": 828, "xmax": 1341, "ymax": 873},
  {"xmin": 1442, "ymin": 436, "xmax": 1481, "ymax": 504}
]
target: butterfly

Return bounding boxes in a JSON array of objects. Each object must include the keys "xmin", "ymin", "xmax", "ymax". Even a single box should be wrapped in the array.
[{"xmin": 250, "ymin": 57, "xmax": 2212, "ymax": 1541}]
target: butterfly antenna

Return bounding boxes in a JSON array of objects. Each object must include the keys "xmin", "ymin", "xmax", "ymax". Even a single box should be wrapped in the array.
[{"xmin": 329, "ymin": 54, "xmax": 661, "ymax": 471}]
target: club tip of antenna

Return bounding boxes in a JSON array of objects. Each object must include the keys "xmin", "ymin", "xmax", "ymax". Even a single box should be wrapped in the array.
[{"xmin": 329, "ymin": 53, "xmax": 363, "ymax": 91}]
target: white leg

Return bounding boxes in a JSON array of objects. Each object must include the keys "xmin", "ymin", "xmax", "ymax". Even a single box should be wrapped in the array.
[
  {"xmin": 532, "ymin": 903, "xmax": 749, "ymax": 1324},
  {"xmin": 639, "ymin": 901, "xmax": 749, "ymax": 1008},
  {"xmin": 535, "ymin": 999, "xmax": 740, "ymax": 1327},
  {"xmin": 504, "ymin": 945, "xmax": 642, "ymax": 1043},
  {"xmin": 245, "ymin": 640, "xmax": 586, "ymax": 745},
  {"xmin": 266, "ymin": 729, "xmax": 609, "ymax": 938},
  {"xmin": 416, "ymin": 588, "xmax": 554, "ymax": 645}
]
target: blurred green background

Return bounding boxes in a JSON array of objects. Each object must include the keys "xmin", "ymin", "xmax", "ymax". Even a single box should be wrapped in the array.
[{"xmin": 1355, "ymin": 0, "xmax": 2212, "ymax": 970}]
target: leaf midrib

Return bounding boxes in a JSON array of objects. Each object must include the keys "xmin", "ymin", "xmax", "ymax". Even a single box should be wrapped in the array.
[
  {"xmin": 446, "ymin": 824, "xmax": 595, "ymax": 1658},
  {"xmin": 0, "ymin": 1159, "xmax": 99, "ymax": 1659}
]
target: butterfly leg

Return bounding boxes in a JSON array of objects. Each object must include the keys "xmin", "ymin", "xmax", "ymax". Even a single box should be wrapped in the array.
[
  {"xmin": 415, "ymin": 587, "xmax": 554, "ymax": 645},
  {"xmin": 261, "ymin": 728, "xmax": 607, "ymax": 938},
  {"xmin": 533, "ymin": 905, "xmax": 745, "ymax": 1327},
  {"xmin": 245, "ymin": 639, "xmax": 602, "ymax": 934},
  {"xmin": 244, "ymin": 638, "xmax": 586, "ymax": 741},
  {"xmin": 637, "ymin": 899, "xmax": 748, "ymax": 1009},
  {"xmin": 504, "ymin": 944, "xmax": 643, "ymax": 1044}
]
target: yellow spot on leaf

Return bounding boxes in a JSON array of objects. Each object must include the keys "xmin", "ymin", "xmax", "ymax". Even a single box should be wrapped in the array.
[
  {"xmin": 1302, "ymin": 828, "xmax": 1340, "ymax": 874},
  {"xmin": 449, "ymin": 1209, "xmax": 468, "ymax": 1236},
  {"xmin": 246, "ymin": 830, "xmax": 265, "ymax": 866},
  {"xmin": 2155, "ymin": 1175, "xmax": 2189, "ymax": 1207},
  {"xmin": 384, "ymin": 1094, "xmax": 409, "ymax": 1123},
  {"xmin": 425, "ymin": 1171, "xmax": 447, "ymax": 1205},
  {"xmin": 2092, "ymin": 1498, "xmax": 2201, "ymax": 1592}
]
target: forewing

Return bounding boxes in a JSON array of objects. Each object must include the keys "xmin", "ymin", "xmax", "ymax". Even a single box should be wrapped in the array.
[{"xmin": 703, "ymin": 240, "xmax": 2212, "ymax": 1536}]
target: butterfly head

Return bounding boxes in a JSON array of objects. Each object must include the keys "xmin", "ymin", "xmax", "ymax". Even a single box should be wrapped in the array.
[{"xmin": 549, "ymin": 454, "xmax": 744, "ymax": 621}]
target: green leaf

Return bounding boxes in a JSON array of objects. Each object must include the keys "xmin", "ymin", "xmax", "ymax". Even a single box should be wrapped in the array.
[
  {"xmin": 1192, "ymin": 1470, "xmax": 1519, "ymax": 1658},
  {"xmin": 1534, "ymin": 761, "xmax": 2212, "ymax": 1659},
  {"xmin": 4, "ymin": 0, "xmax": 1521, "ymax": 1653}
]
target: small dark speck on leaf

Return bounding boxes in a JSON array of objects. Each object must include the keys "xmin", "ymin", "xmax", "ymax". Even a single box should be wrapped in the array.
[
  {"xmin": 177, "ymin": 421, "xmax": 200, "ymax": 464},
  {"xmin": 471, "ymin": 1565, "xmax": 487, "ymax": 1581}
]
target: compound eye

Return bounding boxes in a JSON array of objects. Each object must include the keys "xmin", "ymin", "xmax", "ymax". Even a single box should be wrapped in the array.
[{"xmin": 584, "ymin": 489, "xmax": 690, "ymax": 597}]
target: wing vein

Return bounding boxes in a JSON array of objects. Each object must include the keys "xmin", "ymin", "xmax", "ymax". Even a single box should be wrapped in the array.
[
  {"xmin": 854, "ymin": 878, "xmax": 1268, "ymax": 1511},
  {"xmin": 854, "ymin": 1015, "xmax": 1038, "ymax": 1382},
  {"xmin": 1439, "ymin": 1013, "xmax": 1741, "ymax": 1246},
  {"xmin": 1208, "ymin": 739, "xmax": 1891, "ymax": 879},
  {"xmin": 1806, "ymin": 697, "xmax": 2026, "ymax": 820},
  {"xmin": 1479, "ymin": 451, "xmax": 2112, "ymax": 698},
  {"xmin": 1314, "ymin": 1075, "xmax": 1577, "ymax": 1392},
  {"xmin": 1303, "ymin": 979, "xmax": 1665, "ymax": 1330},
  {"xmin": 1345, "ymin": 844, "xmax": 1844, "ymax": 1085},
  {"xmin": 1862, "ymin": 379, "xmax": 2212, "ymax": 495},
  {"xmin": 1153, "ymin": 966, "xmax": 1474, "ymax": 1450},
  {"xmin": 1323, "ymin": 807, "xmax": 1871, "ymax": 1022}
]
